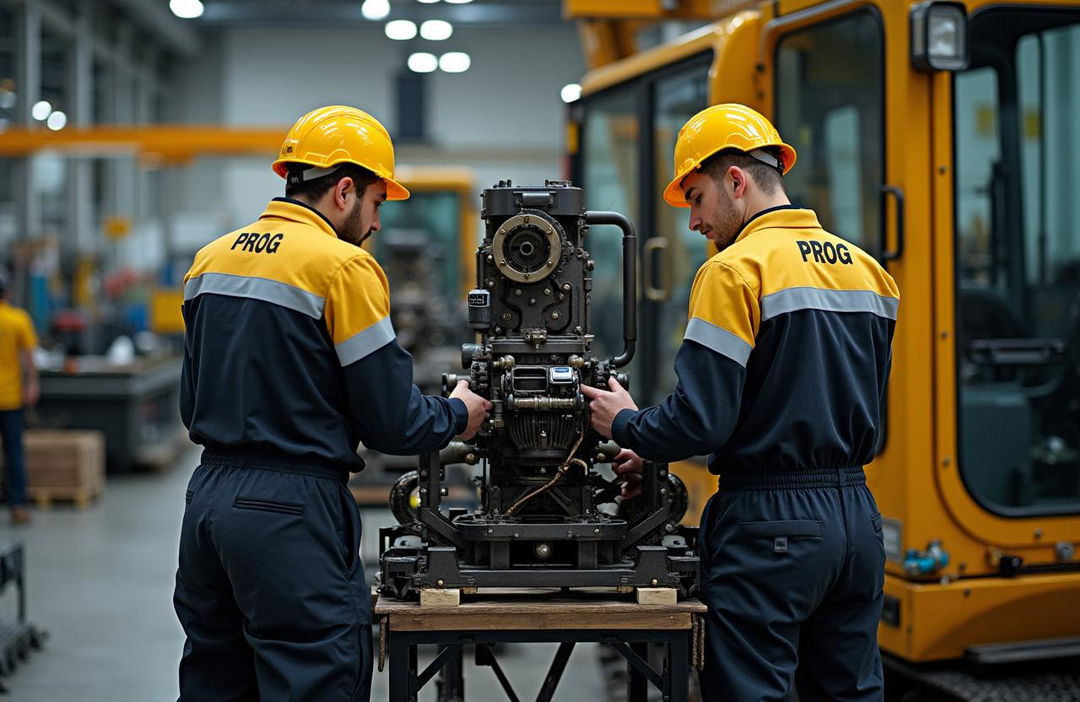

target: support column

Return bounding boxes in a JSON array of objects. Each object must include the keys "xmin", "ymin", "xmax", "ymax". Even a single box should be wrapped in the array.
[
  {"xmin": 14, "ymin": 1, "xmax": 41, "ymax": 242},
  {"xmin": 68, "ymin": 0, "xmax": 95, "ymax": 258}
]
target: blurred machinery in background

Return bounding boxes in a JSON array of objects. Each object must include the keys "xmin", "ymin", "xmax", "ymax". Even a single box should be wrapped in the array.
[
  {"xmin": 350, "ymin": 168, "xmax": 480, "ymax": 505},
  {"xmin": 379, "ymin": 180, "xmax": 697, "ymax": 599},
  {"xmin": 565, "ymin": 0, "xmax": 1080, "ymax": 697},
  {"xmin": 0, "ymin": 131, "xmax": 477, "ymax": 476}
]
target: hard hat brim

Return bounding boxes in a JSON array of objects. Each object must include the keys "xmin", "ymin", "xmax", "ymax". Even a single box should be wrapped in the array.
[
  {"xmin": 661, "ymin": 142, "xmax": 797, "ymax": 208},
  {"xmin": 385, "ymin": 177, "xmax": 410, "ymax": 201}
]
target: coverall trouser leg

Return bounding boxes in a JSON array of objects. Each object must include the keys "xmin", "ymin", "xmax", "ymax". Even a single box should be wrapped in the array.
[
  {"xmin": 175, "ymin": 456, "xmax": 372, "ymax": 701},
  {"xmin": 697, "ymin": 471, "xmax": 884, "ymax": 702},
  {"xmin": 0, "ymin": 409, "xmax": 27, "ymax": 507}
]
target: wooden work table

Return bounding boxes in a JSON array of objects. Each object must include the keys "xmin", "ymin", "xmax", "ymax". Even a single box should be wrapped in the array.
[{"xmin": 375, "ymin": 590, "xmax": 707, "ymax": 702}]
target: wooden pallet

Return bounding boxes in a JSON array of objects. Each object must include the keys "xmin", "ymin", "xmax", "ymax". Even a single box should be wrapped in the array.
[
  {"xmin": 28, "ymin": 485, "xmax": 101, "ymax": 510},
  {"xmin": 417, "ymin": 586, "xmax": 680, "ymax": 607},
  {"xmin": 24, "ymin": 430, "xmax": 105, "ymax": 509}
]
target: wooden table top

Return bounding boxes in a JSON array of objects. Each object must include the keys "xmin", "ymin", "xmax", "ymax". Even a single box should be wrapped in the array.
[{"xmin": 375, "ymin": 590, "xmax": 707, "ymax": 632}]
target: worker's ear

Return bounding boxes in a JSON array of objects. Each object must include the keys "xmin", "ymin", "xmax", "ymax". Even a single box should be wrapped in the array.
[
  {"xmin": 729, "ymin": 166, "xmax": 748, "ymax": 199},
  {"xmin": 333, "ymin": 177, "xmax": 352, "ymax": 211}
]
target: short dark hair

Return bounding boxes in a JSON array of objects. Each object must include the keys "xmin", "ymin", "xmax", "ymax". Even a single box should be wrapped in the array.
[
  {"xmin": 700, "ymin": 148, "xmax": 785, "ymax": 196},
  {"xmin": 284, "ymin": 162, "xmax": 381, "ymax": 202}
]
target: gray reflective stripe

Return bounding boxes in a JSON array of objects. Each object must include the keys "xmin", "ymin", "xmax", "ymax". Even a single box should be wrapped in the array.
[
  {"xmin": 684, "ymin": 317, "xmax": 753, "ymax": 367},
  {"xmin": 184, "ymin": 273, "xmax": 325, "ymax": 319},
  {"xmin": 761, "ymin": 287, "xmax": 898, "ymax": 322},
  {"xmin": 335, "ymin": 316, "xmax": 396, "ymax": 366}
]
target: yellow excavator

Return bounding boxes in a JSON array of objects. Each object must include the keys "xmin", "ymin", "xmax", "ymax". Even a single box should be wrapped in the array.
[{"xmin": 565, "ymin": 0, "xmax": 1080, "ymax": 697}]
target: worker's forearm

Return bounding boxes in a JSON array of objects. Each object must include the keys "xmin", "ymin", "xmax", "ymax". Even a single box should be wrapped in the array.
[
  {"xmin": 344, "ymin": 340, "xmax": 466, "ymax": 455},
  {"xmin": 611, "ymin": 341, "xmax": 744, "ymax": 462}
]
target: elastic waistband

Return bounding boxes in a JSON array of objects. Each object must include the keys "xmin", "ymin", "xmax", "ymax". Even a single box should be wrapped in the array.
[
  {"xmin": 718, "ymin": 466, "xmax": 866, "ymax": 491},
  {"xmin": 200, "ymin": 447, "xmax": 350, "ymax": 482}
]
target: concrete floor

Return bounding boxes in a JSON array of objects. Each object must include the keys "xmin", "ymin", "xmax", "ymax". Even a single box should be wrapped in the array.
[{"xmin": 0, "ymin": 445, "xmax": 608, "ymax": 701}]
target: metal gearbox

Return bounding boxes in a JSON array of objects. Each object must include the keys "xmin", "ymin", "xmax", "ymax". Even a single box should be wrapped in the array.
[{"xmin": 379, "ymin": 180, "xmax": 698, "ymax": 598}]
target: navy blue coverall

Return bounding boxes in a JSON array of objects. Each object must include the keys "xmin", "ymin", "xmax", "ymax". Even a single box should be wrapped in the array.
[
  {"xmin": 175, "ymin": 198, "xmax": 467, "ymax": 701},
  {"xmin": 612, "ymin": 207, "xmax": 899, "ymax": 701}
]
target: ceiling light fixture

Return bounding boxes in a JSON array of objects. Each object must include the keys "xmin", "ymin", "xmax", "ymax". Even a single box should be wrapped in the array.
[
  {"xmin": 560, "ymin": 83, "xmax": 582, "ymax": 103},
  {"xmin": 439, "ymin": 52, "xmax": 470, "ymax": 73},
  {"xmin": 46, "ymin": 110, "xmax": 67, "ymax": 131},
  {"xmin": 420, "ymin": 20, "xmax": 453, "ymax": 41},
  {"xmin": 444, "ymin": 0, "xmax": 473, "ymax": 4},
  {"xmin": 31, "ymin": 100, "xmax": 51, "ymax": 121},
  {"xmin": 169, "ymin": 0, "xmax": 204, "ymax": 19},
  {"xmin": 361, "ymin": 0, "xmax": 391, "ymax": 21},
  {"xmin": 408, "ymin": 52, "xmax": 439, "ymax": 73},
  {"xmin": 386, "ymin": 20, "xmax": 418, "ymax": 40}
]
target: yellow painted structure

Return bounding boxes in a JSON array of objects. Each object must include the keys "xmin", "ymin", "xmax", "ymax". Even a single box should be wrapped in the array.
[{"xmin": 567, "ymin": 0, "xmax": 1080, "ymax": 664}]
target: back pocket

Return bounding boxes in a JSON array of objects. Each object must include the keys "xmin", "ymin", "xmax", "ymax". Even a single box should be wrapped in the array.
[
  {"xmin": 234, "ymin": 497, "xmax": 304, "ymax": 516},
  {"xmin": 740, "ymin": 520, "xmax": 822, "ymax": 554}
]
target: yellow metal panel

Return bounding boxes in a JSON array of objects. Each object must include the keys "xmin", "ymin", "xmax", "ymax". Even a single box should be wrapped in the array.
[
  {"xmin": 0, "ymin": 126, "xmax": 283, "ymax": 160},
  {"xmin": 882, "ymin": 572, "xmax": 1080, "ymax": 662},
  {"xmin": 581, "ymin": 23, "xmax": 721, "ymax": 96},
  {"xmin": 566, "ymin": 0, "xmax": 760, "ymax": 20},
  {"xmin": 669, "ymin": 459, "xmax": 715, "ymax": 527},
  {"xmin": 707, "ymin": 12, "xmax": 764, "ymax": 107},
  {"xmin": 150, "ymin": 288, "xmax": 186, "ymax": 335}
]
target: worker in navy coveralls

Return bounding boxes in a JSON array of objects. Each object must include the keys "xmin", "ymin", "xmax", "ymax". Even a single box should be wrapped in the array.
[
  {"xmin": 174, "ymin": 105, "xmax": 491, "ymax": 701},
  {"xmin": 582, "ymin": 103, "xmax": 898, "ymax": 701}
]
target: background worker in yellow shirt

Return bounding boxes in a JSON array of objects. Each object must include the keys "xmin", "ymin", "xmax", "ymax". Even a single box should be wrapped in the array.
[{"xmin": 0, "ymin": 273, "xmax": 39, "ymax": 525}]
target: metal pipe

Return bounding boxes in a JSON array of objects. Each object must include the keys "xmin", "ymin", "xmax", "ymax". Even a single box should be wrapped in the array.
[{"xmin": 584, "ymin": 210, "xmax": 637, "ymax": 367}]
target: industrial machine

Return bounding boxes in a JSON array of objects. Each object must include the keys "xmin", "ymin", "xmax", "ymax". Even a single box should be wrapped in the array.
[
  {"xmin": 378, "ymin": 180, "xmax": 698, "ymax": 599},
  {"xmin": 563, "ymin": 0, "xmax": 1080, "ymax": 697}
]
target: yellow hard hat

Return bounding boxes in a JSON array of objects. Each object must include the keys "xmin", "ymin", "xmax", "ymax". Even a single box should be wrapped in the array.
[
  {"xmin": 272, "ymin": 105, "xmax": 410, "ymax": 201},
  {"xmin": 662, "ymin": 103, "xmax": 797, "ymax": 208}
]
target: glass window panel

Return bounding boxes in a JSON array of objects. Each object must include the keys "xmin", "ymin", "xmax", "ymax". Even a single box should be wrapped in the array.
[
  {"xmin": 775, "ymin": 9, "xmax": 884, "ymax": 252},
  {"xmin": 955, "ymin": 10, "xmax": 1080, "ymax": 514},
  {"xmin": 581, "ymin": 88, "xmax": 639, "ymax": 366},
  {"xmin": 651, "ymin": 62, "xmax": 710, "ymax": 396}
]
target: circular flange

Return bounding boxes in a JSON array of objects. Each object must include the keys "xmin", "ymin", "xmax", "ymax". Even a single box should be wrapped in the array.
[{"xmin": 492, "ymin": 213, "xmax": 562, "ymax": 283}]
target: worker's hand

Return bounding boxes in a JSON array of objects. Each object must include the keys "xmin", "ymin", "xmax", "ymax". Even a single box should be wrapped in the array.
[
  {"xmin": 579, "ymin": 377, "xmax": 638, "ymax": 439},
  {"xmin": 451, "ymin": 380, "xmax": 492, "ymax": 440},
  {"xmin": 612, "ymin": 448, "xmax": 644, "ymax": 499},
  {"xmin": 23, "ymin": 379, "xmax": 39, "ymax": 407}
]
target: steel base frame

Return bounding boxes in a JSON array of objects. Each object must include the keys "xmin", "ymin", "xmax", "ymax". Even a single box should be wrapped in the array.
[{"xmin": 387, "ymin": 628, "xmax": 690, "ymax": 702}]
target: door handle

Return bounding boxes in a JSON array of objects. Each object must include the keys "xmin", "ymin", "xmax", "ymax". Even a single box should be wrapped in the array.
[
  {"xmin": 880, "ymin": 184, "xmax": 905, "ymax": 263},
  {"xmin": 643, "ymin": 237, "xmax": 670, "ymax": 302}
]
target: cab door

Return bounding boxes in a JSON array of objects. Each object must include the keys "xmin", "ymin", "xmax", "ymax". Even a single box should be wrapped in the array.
[{"xmin": 931, "ymin": 3, "xmax": 1080, "ymax": 570}]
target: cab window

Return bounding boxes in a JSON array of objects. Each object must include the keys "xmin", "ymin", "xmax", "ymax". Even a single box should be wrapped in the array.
[
  {"xmin": 954, "ymin": 9, "xmax": 1080, "ymax": 514},
  {"xmin": 651, "ymin": 62, "xmax": 711, "ymax": 395},
  {"xmin": 774, "ymin": 8, "xmax": 885, "ymax": 254},
  {"xmin": 580, "ymin": 87, "xmax": 640, "ymax": 366}
]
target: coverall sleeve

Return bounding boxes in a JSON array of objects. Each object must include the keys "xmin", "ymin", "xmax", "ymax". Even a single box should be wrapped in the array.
[
  {"xmin": 324, "ymin": 254, "xmax": 467, "ymax": 455},
  {"xmin": 611, "ymin": 260, "xmax": 759, "ymax": 462}
]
